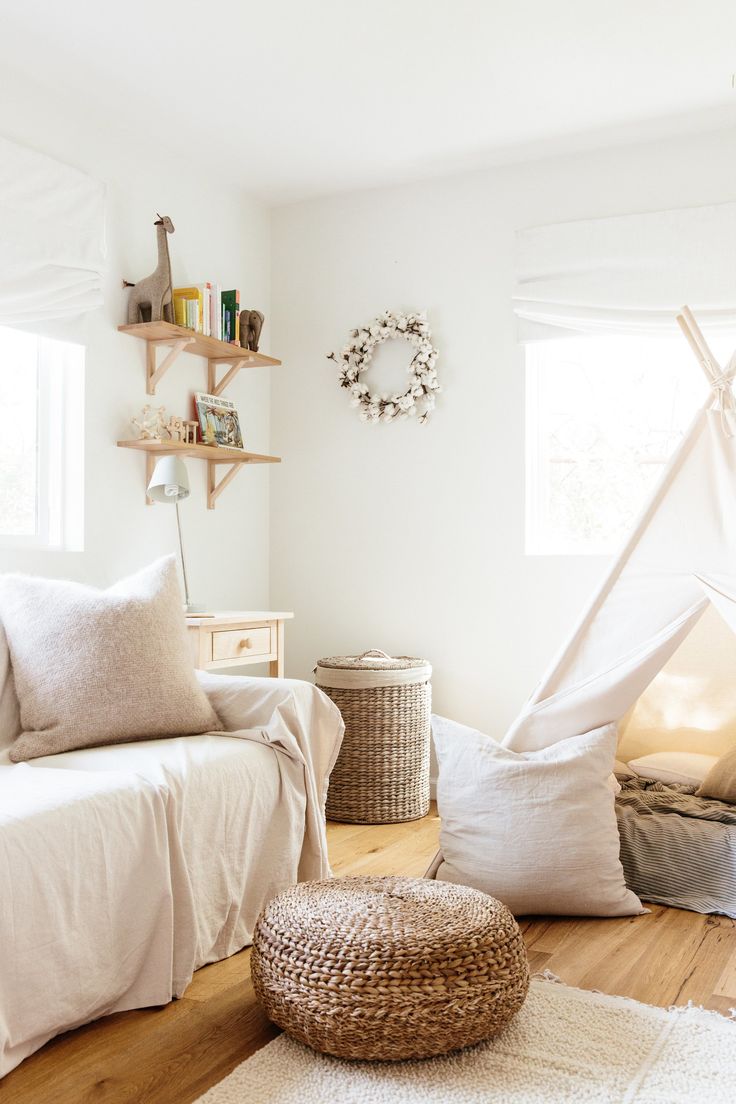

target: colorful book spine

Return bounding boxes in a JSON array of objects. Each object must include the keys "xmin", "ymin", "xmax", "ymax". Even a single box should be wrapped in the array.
[
  {"xmin": 173, "ymin": 286, "xmax": 204, "ymax": 333},
  {"xmin": 197, "ymin": 283, "xmax": 212, "ymax": 337},
  {"xmin": 221, "ymin": 290, "xmax": 240, "ymax": 344},
  {"xmin": 210, "ymin": 284, "xmax": 221, "ymax": 342},
  {"xmin": 173, "ymin": 293, "xmax": 187, "ymax": 328}
]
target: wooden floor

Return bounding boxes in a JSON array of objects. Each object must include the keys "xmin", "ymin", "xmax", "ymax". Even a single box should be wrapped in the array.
[{"xmin": 5, "ymin": 805, "xmax": 736, "ymax": 1103}]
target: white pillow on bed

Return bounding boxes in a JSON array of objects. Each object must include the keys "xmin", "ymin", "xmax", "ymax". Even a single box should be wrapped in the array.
[
  {"xmin": 433, "ymin": 716, "xmax": 644, "ymax": 918},
  {"xmin": 0, "ymin": 624, "xmax": 20, "ymax": 753},
  {"xmin": 627, "ymin": 751, "xmax": 718, "ymax": 787}
]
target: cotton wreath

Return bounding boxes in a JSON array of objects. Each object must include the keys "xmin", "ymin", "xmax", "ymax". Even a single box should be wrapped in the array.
[{"xmin": 328, "ymin": 309, "xmax": 440, "ymax": 424}]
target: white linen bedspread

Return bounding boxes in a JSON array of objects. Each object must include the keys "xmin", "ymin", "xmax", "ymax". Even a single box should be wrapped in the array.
[{"xmin": 0, "ymin": 674, "xmax": 344, "ymax": 1079}]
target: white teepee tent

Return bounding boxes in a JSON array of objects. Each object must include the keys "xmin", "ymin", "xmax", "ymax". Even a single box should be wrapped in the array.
[{"xmin": 504, "ymin": 307, "xmax": 736, "ymax": 754}]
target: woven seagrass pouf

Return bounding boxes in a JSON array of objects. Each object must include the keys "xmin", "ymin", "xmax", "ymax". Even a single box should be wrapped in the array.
[{"xmin": 251, "ymin": 875, "xmax": 530, "ymax": 1061}]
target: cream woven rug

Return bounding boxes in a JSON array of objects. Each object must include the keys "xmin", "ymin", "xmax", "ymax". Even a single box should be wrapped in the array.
[{"xmin": 195, "ymin": 978, "xmax": 736, "ymax": 1103}]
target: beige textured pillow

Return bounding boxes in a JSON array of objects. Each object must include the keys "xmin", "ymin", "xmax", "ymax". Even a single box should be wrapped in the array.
[
  {"xmin": 697, "ymin": 748, "xmax": 736, "ymax": 803},
  {"xmin": 0, "ymin": 556, "xmax": 221, "ymax": 761},
  {"xmin": 433, "ymin": 716, "xmax": 644, "ymax": 917}
]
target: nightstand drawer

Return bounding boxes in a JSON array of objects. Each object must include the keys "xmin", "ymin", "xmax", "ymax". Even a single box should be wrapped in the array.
[{"xmin": 212, "ymin": 625, "xmax": 273, "ymax": 662}]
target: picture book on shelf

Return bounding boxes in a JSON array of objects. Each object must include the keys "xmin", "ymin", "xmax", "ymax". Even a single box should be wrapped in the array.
[{"xmin": 194, "ymin": 392, "xmax": 244, "ymax": 450}]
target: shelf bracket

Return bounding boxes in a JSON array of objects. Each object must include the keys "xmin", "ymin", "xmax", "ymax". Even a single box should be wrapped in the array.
[
  {"xmin": 207, "ymin": 460, "xmax": 243, "ymax": 509},
  {"xmin": 147, "ymin": 337, "xmax": 195, "ymax": 394},
  {"xmin": 207, "ymin": 357, "xmax": 252, "ymax": 397}
]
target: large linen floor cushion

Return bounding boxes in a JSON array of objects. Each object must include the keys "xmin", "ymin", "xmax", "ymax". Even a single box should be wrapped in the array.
[
  {"xmin": 433, "ymin": 717, "xmax": 644, "ymax": 917},
  {"xmin": 0, "ymin": 556, "xmax": 221, "ymax": 761},
  {"xmin": 251, "ymin": 876, "xmax": 530, "ymax": 1061}
]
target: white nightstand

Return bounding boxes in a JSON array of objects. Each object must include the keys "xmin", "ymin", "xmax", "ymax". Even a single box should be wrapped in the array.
[{"xmin": 187, "ymin": 611, "xmax": 294, "ymax": 677}]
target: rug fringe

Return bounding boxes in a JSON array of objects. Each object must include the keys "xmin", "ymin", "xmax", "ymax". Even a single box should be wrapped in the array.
[
  {"xmin": 533, "ymin": 976, "xmax": 736, "ymax": 1023},
  {"xmin": 666, "ymin": 999, "xmax": 736, "ymax": 1022},
  {"xmin": 531, "ymin": 970, "xmax": 562, "ymax": 984}
]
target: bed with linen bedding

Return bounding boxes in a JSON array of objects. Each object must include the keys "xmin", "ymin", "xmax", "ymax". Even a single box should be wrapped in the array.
[{"xmin": 615, "ymin": 776, "xmax": 736, "ymax": 919}]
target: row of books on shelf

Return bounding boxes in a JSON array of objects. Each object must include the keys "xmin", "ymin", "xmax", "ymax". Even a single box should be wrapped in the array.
[{"xmin": 172, "ymin": 285, "xmax": 240, "ymax": 343}]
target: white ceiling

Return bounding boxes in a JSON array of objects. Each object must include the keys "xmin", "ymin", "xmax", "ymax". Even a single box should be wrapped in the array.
[{"xmin": 2, "ymin": 0, "xmax": 736, "ymax": 205}]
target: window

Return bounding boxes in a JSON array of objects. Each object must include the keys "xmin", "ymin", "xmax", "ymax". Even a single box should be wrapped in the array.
[
  {"xmin": 0, "ymin": 326, "xmax": 84, "ymax": 550},
  {"xmin": 525, "ymin": 333, "xmax": 736, "ymax": 556}
]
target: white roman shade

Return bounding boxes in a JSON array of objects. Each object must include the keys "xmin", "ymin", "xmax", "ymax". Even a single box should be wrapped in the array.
[
  {"xmin": 0, "ymin": 134, "xmax": 105, "ymax": 326},
  {"xmin": 513, "ymin": 202, "xmax": 736, "ymax": 341}
]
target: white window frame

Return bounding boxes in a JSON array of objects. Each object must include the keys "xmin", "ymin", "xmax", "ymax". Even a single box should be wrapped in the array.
[
  {"xmin": 0, "ymin": 330, "xmax": 84, "ymax": 551},
  {"xmin": 524, "ymin": 334, "xmax": 719, "ymax": 558}
]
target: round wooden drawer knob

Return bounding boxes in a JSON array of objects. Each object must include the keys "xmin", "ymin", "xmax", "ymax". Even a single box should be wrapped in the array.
[{"xmin": 238, "ymin": 638, "xmax": 251, "ymax": 650}]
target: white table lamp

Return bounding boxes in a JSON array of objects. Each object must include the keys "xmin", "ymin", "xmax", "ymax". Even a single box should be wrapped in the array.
[{"xmin": 147, "ymin": 456, "xmax": 201, "ymax": 612}]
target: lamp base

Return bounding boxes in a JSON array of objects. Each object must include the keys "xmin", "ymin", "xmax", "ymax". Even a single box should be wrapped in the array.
[{"xmin": 183, "ymin": 604, "xmax": 212, "ymax": 616}]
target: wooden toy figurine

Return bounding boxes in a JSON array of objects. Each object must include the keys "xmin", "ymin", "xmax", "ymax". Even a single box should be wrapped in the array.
[
  {"xmin": 165, "ymin": 415, "xmax": 185, "ymax": 442},
  {"xmin": 162, "ymin": 415, "xmax": 198, "ymax": 444},
  {"xmin": 132, "ymin": 404, "xmax": 167, "ymax": 440}
]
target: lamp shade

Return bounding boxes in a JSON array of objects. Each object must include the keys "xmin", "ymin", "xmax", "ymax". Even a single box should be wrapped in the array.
[{"xmin": 146, "ymin": 456, "xmax": 190, "ymax": 502}]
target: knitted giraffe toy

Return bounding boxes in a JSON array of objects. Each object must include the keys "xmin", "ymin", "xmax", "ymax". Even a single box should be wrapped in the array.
[{"xmin": 124, "ymin": 214, "xmax": 175, "ymax": 324}]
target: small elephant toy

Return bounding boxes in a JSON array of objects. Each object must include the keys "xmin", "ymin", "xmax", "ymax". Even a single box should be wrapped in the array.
[{"xmin": 239, "ymin": 309, "xmax": 265, "ymax": 352}]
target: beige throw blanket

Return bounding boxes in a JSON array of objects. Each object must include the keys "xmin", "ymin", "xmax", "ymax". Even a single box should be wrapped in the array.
[{"xmin": 0, "ymin": 674, "xmax": 344, "ymax": 1079}]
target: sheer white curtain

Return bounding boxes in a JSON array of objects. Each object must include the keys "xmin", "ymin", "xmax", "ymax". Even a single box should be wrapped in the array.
[
  {"xmin": 0, "ymin": 134, "xmax": 105, "ymax": 325},
  {"xmin": 513, "ymin": 201, "xmax": 736, "ymax": 341}
]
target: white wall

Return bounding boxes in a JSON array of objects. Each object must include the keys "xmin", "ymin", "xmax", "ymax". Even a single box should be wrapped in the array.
[
  {"xmin": 0, "ymin": 71, "xmax": 272, "ymax": 608},
  {"xmin": 270, "ymin": 126, "xmax": 736, "ymax": 737}
]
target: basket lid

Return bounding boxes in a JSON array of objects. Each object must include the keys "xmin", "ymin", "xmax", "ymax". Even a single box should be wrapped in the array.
[
  {"xmin": 318, "ymin": 649, "xmax": 429, "ymax": 672},
  {"xmin": 315, "ymin": 650, "xmax": 432, "ymax": 690}
]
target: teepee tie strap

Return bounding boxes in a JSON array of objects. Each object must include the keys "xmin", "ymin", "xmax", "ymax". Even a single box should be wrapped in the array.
[{"xmin": 711, "ymin": 352, "xmax": 736, "ymax": 439}]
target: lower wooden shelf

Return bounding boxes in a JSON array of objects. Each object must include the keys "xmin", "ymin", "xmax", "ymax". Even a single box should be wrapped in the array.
[{"xmin": 117, "ymin": 439, "xmax": 281, "ymax": 510}]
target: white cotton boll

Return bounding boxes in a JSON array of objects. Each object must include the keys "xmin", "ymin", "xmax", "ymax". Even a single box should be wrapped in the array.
[
  {"xmin": 349, "ymin": 398, "xmax": 361, "ymax": 407},
  {"xmin": 408, "ymin": 405, "xmax": 417, "ymax": 416},
  {"xmin": 359, "ymin": 410, "xmax": 369, "ymax": 422}
]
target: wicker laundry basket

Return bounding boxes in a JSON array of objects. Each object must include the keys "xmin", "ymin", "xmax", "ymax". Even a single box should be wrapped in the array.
[{"xmin": 316, "ymin": 649, "xmax": 431, "ymax": 824}]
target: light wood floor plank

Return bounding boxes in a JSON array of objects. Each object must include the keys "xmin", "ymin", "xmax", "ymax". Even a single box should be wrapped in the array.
[{"xmin": 4, "ymin": 803, "xmax": 736, "ymax": 1104}]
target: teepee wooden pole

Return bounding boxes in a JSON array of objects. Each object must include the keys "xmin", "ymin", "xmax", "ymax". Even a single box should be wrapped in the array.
[{"xmin": 676, "ymin": 306, "xmax": 721, "ymax": 385}]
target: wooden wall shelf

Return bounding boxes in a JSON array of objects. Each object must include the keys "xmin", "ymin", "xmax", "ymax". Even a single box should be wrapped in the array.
[
  {"xmin": 118, "ymin": 321, "xmax": 281, "ymax": 396},
  {"xmin": 117, "ymin": 439, "xmax": 281, "ymax": 510}
]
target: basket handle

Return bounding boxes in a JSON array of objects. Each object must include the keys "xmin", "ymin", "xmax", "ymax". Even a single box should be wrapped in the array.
[{"xmin": 357, "ymin": 649, "xmax": 393, "ymax": 660}]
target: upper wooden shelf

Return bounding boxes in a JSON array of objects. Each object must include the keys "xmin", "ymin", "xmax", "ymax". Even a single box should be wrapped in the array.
[{"xmin": 118, "ymin": 321, "xmax": 281, "ymax": 395}]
